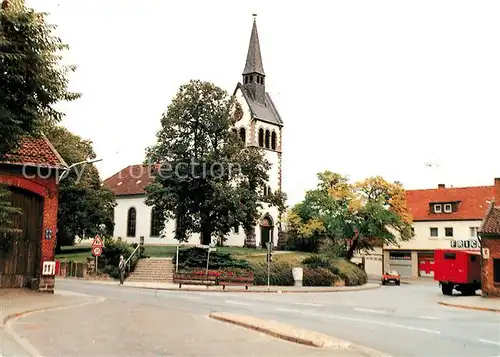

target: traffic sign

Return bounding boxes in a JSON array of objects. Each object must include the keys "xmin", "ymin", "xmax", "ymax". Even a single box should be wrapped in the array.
[
  {"xmin": 92, "ymin": 246, "xmax": 102, "ymax": 257},
  {"xmin": 92, "ymin": 235, "xmax": 103, "ymax": 247}
]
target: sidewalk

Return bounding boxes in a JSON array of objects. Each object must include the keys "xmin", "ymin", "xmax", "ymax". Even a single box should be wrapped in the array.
[
  {"xmin": 60, "ymin": 278, "xmax": 380, "ymax": 293},
  {"xmin": 437, "ymin": 295, "xmax": 500, "ymax": 313},
  {"xmin": 0, "ymin": 289, "xmax": 100, "ymax": 357}
]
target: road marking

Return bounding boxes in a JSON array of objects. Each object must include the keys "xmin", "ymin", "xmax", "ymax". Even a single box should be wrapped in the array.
[
  {"xmin": 420, "ymin": 316, "xmax": 441, "ymax": 320},
  {"xmin": 478, "ymin": 338, "xmax": 500, "ymax": 346},
  {"xmin": 224, "ymin": 300, "xmax": 252, "ymax": 306},
  {"xmin": 354, "ymin": 308, "xmax": 387, "ymax": 314},
  {"xmin": 184, "ymin": 296, "xmax": 203, "ymax": 301},
  {"xmin": 294, "ymin": 302, "xmax": 323, "ymax": 307},
  {"xmin": 276, "ymin": 307, "xmax": 441, "ymax": 334}
]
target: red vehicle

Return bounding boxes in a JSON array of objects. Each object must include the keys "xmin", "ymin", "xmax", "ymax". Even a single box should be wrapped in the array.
[
  {"xmin": 433, "ymin": 249, "xmax": 481, "ymax": 296},
  {"xmin": 381, "ymin": 270, "xmax": 400, "ymax": 285}
]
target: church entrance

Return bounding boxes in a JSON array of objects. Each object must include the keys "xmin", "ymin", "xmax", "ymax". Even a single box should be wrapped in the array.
[
  {"xmin": 0, "ymin": 186, "xmax": 43, "ymax": 288},
  {"xmin": 260, "ymin": 215, "xmax": 274, "ymax": 248}
]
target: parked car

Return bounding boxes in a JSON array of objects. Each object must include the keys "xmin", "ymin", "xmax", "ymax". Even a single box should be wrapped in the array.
[{"xmin": 382, "ymin": 270, "xmax": 400, "ymax": 285}]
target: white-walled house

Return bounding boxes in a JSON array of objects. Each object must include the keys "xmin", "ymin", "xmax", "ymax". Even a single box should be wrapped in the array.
[
  {"xmin": 383, "ymin": 182, "xmax": 495, "ymax": 278},
  {"xmin": 104, "ymin": 17, "xmax": 283, "ymax": 248}
]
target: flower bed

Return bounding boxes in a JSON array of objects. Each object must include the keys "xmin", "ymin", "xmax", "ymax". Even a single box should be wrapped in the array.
[{"xmin": 175, "ymin": 269, "xmax": 254, "ymax": 286}]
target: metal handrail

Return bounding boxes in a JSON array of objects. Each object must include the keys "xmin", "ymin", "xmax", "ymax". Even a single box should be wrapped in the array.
[{"xmin": 125, "ymin": 244, "xmax": 141, "ymax": 270}]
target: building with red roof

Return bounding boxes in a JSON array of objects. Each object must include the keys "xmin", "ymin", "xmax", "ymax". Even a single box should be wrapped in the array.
[
  {"xmin": 383, "ymin": 180, "xmax": 496, "ymax": 279},
  {"xmin": 479, "ymin": 179, "xmax": 500, "ymax": 297},
  {"xmin": 0, "ymin": 135, "xmax": 67, "ymax": 292}
]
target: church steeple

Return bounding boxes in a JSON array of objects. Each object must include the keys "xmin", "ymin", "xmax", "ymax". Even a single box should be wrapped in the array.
[{"xmin": 242, "ymin": 14, "xmax": 266, "ymax": 104}]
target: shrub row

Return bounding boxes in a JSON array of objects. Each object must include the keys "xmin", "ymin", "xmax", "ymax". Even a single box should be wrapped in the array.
[{"xmin": 173, "ymin": 247, "xmax": 367, "ymax": 287}]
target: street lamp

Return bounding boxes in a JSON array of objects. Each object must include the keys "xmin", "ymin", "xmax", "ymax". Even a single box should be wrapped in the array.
[{"xmin": 58, "ymin": 158, "xmax": 103, "ymax": 182}]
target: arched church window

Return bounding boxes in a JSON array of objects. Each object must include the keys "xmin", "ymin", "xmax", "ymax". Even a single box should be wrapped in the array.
[
  {"xmin": 265, "ymin": 130, "xmax": 270, "ymax": 148},
  {"xmin": 150, "ymin": 206, "xmax": 164, "ymax": 237},
  {"xmin": 258, "ymin": 128, "xmax": 264, "ymax": 147},
  {"xmin": 271, "ymin": 131, "xmax": 277, "ymax": 150},
  {"xmin": 127, "ymin": 207, "xmax": 136, "ymax": 237},
  {"xmin": 239, "ymin": 127, "xmax": 246, "ymax": 143}
]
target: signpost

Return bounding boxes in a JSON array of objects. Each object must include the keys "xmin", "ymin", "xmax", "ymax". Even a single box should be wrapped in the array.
[
  {"xmin": 266, "ymin": 242, "xmax": 273, "ymax": 289},
  {"xmin": 92, "ymin": 235, "xmax": 104, "ymax": 273}
]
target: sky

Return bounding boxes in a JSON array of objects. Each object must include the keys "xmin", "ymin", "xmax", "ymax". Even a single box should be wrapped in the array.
[{"xmin": 27, "ymin": 0, "xmax": 500, "ymax": 206}]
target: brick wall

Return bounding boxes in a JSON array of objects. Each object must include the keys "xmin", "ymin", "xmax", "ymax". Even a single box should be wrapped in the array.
[
  {"xmin": 481, "ymin": 237, "xmax": 500, "ymax": 297},
  {"xmin": 0, "ymin": 169, "xmax": 58, "ymax": 293}
]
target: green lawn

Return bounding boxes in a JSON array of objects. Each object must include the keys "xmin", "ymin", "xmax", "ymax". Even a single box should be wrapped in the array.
[
  {"xmin": 55, "ymin": 246, "xmax": 92, "ymax": 262},
  {"xmin": 55, "ymin": 244, "xmax": 269, "ymax": 262}
]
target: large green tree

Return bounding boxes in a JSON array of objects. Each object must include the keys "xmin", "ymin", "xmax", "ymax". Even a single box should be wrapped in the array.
[
  {"xmin": 145, "ymin": 80, "xmax": 285, "ymax": 246},
  {"xmin": 0, "ymin": 0, "xmax": 79, "ymax": 158},
  {"xmin": 0, "ymin": 0, "xmax": 78, "ymax": 238},
  {"xmin": 45, "ymin": 125, "xmax": 116, "ymax": 252},
  {"xmin": 286, "ymin": 171, "xmax": 413, "ymax": 259}
]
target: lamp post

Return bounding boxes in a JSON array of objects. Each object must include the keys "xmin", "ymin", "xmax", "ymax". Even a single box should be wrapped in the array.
[{"xmin": 58, "ymin": 158, "xmax": 103, "ymax": 182}]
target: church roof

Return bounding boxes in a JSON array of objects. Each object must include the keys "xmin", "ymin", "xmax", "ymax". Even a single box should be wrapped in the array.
[
  {"xmin": 243, "ymin": 16, "xmax": 265, "ymax": 76},
  {"xmin": 103, "ymin": 164, "xmax": 154, "ymax": 196},
  {"xmin": 235, "ymin": 83, "xmax": 283, "ymax": 126}
]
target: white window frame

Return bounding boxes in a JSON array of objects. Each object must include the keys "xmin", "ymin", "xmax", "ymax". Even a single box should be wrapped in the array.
[
  {"xmin": 444, "ymin": 204, "xmax": 452, "ymax": 213},
  {"xmin": 434, "ymin": 204, "xmax": 442, "ymax": 213},
  {"xmin": 470, "ymin": 227, "xmax": 478, "ymax": 238},
  {"xmin": 430, "ymin": 227, "xmax": 438, "ymax": 237}
]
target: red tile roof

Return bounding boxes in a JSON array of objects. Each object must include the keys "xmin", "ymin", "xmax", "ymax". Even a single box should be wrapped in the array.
[
  {"xmin": 103, "ymin": 165, "xmax": 155, "ymax": 196},
  {"xmin": 480, "ymin": 204, "xmax": 500, "ymax": 235},
  {"xmin": 406, "ymin": 185, "xmax": 494, "ymax": 221},
  {"xmin": 2, "ymin": 135, "xmax": 67, "ymax": 168}
]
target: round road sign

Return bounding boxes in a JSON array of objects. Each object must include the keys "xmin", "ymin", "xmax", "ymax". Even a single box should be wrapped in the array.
[{"xmin": 92, "ymin": 246, "xmax": 102, "ymax": 257}]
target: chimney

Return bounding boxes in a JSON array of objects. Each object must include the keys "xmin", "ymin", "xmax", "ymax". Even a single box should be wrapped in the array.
[
  {"xmin": 494, "ymin": 178, "xmax": 500, "ymax": 205},
  {"xmin": 438, "ymin": 184, "xmax": 445, "ymax": 189}
]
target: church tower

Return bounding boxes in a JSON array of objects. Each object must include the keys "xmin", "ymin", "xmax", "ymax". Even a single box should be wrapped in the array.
[
  {"xmin": 242, "ymin": 15, "xmax": 266, "ymax": 104},
  {"xmin": 231, "ymin": 15, "xmax": 284, "ymax": 249}
]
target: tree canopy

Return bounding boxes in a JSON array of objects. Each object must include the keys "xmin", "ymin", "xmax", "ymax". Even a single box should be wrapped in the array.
[
  {"xmin": 285, "ymin": 171, "xmax": 413, "ymax": 259},
  {"xmin": 0, "ymin": 1, "xmax": 79, "ymax": 158},
  {"xmin": 45, "ymin": 125, "xmax": 115, "ymax": 251},
  {"xmin": 145, "ymin": 80, "xmax": 286, "ymax": 246}
]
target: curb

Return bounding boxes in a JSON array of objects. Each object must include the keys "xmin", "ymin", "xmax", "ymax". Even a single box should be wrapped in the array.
[
  {"xmin": 209, "ymin": 312, "xmax": 390, "ymax": 357},
  {"xmin": 437, "ymin": 301, "xmax": 500, "ymax": 313},
  {"xmin": 3, "ymin": 291, "xmax": 105, "ymax": 357},
  {"xmin": 58, "ymin": 278, "xmax": 380, "ymax": 293}
]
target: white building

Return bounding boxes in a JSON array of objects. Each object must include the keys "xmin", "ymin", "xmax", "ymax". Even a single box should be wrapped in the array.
[
  {"xmin": 383, "ymin": 181, "xmax": 495, "ymax": 278},
  {"xmin": 104, "ymin": 16, "xmax": 283, "ymax": 247}
]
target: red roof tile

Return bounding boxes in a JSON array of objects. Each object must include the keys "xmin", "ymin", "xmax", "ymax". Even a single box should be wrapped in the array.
[
  {"xmin": 103, "ymin": 165, "xmax": 155, "ymax": 196},
  {"xmin": 406, "ymin": 185, "xmax": 494, "ymax": 221},
  {"xmin": 480, "ymin": 204, "xmax": 500, "ymax": 235},
  {"xmin": 2, "ymin": 135, "xmax": 67, "ymax": 168}
]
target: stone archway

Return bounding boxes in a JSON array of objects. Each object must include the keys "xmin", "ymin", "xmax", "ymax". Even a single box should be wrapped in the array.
[{"xmin": 260, "ymin": 214, "xmax": 274, "ymax": 248}]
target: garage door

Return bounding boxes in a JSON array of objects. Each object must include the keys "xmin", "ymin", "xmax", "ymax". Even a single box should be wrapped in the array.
[
  {"xmin": 418, "ymin": 252, "xmax": 434, "ymax": 278},
  {"xmin": 388, "ymin": 251, "xmax": 412, "ymax": 278},
  {"xmin": 389, "ymin": 263, "xmax": 412, "ymax": 278}
]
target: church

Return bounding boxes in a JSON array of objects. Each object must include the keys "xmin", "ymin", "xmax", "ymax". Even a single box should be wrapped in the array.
[{"xmin": 104, "ymin": 16, "xmax": 284, "ymax": 247}]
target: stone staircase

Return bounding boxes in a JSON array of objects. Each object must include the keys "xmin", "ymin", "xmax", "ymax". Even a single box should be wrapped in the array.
[{"xmin": 126, "ymin": 257, "xmax": 174, "ymax": 283}]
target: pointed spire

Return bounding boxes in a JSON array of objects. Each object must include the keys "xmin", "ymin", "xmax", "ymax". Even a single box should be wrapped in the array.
[{"xmin": 243, "ymin": 14, "xmax": 265, "ymax": 76}]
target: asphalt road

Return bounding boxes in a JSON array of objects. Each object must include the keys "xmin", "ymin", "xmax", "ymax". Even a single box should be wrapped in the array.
[{"xmin": 51, "ymin": 280, "xmax": 500, "ymax": 357}]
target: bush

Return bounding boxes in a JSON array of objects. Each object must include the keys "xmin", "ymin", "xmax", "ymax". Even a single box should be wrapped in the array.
[
  {"xmin": 251, "ymin": 261, "xmax": 294, "ymax": 286},
  {"xmin": 302, "ymin": 254, "xmax": 367, "ymax": 286},
  {"xmin": 98, "ymin": 237, "xmax": 145, "ymax": 278},
  {"xmin": 303, "ymin": 267, "xmax": 338, "ymax": 286},
  {"xmin": 284, "ymin": 234, "xmax": 323, "ymax": 253},
  {"xmin": 334, "ymin": 259, "xmax": 368, "ymax": 286},
  {"xmin": 173, "ymin": 247, "xmax": 250, "ymax": 270}
]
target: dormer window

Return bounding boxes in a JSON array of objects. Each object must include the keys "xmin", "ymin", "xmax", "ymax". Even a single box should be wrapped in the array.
[
  {"xmin": 434, "ymin": 204, "xmax": 442, "ymax": 213},
  {"xmin": 444, "ymin": 204, "xmax": 452, "ymax": 213}
]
